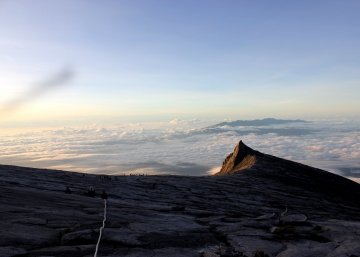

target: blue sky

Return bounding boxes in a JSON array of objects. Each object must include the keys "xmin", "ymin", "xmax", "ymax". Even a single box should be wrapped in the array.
[{"xmin": 0, "ymin": 0, "xmax": 359, "ymax": 126}]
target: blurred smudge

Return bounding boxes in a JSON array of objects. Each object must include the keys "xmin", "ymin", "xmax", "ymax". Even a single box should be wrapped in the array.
[{"xmin": 1, "ymin": 68, "xmax": 75, "ymax": 114}]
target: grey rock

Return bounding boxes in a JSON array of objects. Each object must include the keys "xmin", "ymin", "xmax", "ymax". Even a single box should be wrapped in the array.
[
  {"xmin": 0, "ymin": 246, "xmax": 26, "ymax": 257},
  {"xmin": 28, "ymin": 245, "xmax": 95, "ymax": 256},
  {"xmin": 280, "ymin": 214, "xmax": 308, "ymax": 224},
  {"xmin": 0, "ymin": 141, "xmax": 359, "ymax": 256},
  {"xmin": 228, "ymin": 235, "xmax": 284, "ymax": 256},
  {"xmin": 61, "ymin": 229, "xmax": 98, "ymax": 244},
  {"xmin": 255, "ymin": 213, "xmax": 276, "ymax": 220}
]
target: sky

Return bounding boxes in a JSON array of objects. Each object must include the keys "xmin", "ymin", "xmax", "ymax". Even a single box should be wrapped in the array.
[{"xmin": 0, "ymin": 0, "xmax": 360, "ymax": 127}]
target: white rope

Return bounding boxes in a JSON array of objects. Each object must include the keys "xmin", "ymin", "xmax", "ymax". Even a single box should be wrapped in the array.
[{"xmin": 94, "ymin": 199, "xmax": 107, "ymax": 257}]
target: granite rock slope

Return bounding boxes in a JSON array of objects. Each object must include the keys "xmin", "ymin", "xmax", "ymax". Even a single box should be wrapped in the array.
[{"xmin": 0, "ymin": 141, "xmax": 359, "ymax": 257}]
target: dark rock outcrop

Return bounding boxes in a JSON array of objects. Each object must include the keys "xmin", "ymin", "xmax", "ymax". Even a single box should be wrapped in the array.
[
  {"xmin": 0, "ymin": 141, "xmax": 359, "ymax": 257},
  {"xmin": 216, "ymin": 141, "xmax": 360, "ymax": 205}
]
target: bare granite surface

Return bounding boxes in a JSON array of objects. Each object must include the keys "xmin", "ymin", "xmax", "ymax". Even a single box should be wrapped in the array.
[{"xmin": 0, "ymin": 141, "xmax": 359, "ymax": 257}]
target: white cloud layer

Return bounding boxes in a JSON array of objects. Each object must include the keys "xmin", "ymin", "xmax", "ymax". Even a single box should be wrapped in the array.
[{"xmin": 0, "ymin": 119, "xmax": 359, "ymax": 181}]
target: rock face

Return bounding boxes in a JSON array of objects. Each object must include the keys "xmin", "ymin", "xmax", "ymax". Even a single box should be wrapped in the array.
[
  {"xmin": 0, "ymin": 141, "xmax": 360, "ymax": 257},
  {"xmin": 216, "ymin": 141, "xmax": 360, "ymax": 206},
  {"xmin": 217, "ymin": 141, "xmax": 259, "ymax": 174}
]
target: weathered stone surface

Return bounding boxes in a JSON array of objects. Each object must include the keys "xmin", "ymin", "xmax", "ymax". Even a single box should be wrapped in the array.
[
  {"xmin": 0, "ymin": 246, "xmax": 26, "ymax": 257},
  {"xmin": 280, "ymin": 214, "xmax": 308, "ymax": 224},
  {"xmin": 276, "ymin": 242, "xmax": 336, "ymax": 257},
  {"xmin": 228, "ymin": 235, "xmax": 284, "ymax": 256},
  {"xmin": 0, "ymin": 223, "xmax": 59, "ymax": 247},
  {"xmin": 61, "ymin": 229, "xmax": 98, "ymax": 244},
  {"xmin": 0, "ymin": 141, "xmax": 359, "ymax": 256},
  {"xmin": 28, "ymin": 244, "xmax": 95, "ymax": 257}
]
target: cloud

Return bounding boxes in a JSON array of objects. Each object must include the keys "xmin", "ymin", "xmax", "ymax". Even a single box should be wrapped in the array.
[
  {"xmin": 106, "ymin": 161, "xmax": 211, "ymax": 176},
  {"xmin": 207, "ymin": 166, "xmax": 221, "ymax": 175},
  {"xmin": 338, "ymin": 167, "xmax": 360, "ymax": 178},
  {"xmin": 178, "ymin": 126, "xmax": 317, "ymax": 138},
  {"xmin": 0, "ymin": 119, "xmax": 359, "ymax": 181}
]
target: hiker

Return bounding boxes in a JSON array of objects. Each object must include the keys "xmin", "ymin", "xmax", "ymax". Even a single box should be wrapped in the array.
[
  {"xmin": 65, "ymin": 186, "xmax": 72, "ymax": 194},
  {"xmin": 87, "ymin": 186, "xmax": 96, "ymax": 197},
  {"xmin": 101, "ymin": 190, "xmax": 108, "ymax": 200}
]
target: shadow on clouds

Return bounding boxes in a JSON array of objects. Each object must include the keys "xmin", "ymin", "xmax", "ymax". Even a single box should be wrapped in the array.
[{"xmin": 1, "ymin": 68, "xmax": 74, "ymax": 114}]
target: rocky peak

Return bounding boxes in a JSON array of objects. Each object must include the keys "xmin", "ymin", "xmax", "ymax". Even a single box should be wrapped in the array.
[
  {"xmin": 217, "ymin": 140, "xmax": 259, "ymax": 175},
  {"xmin": 215, "ymin": 141, "xmax": 360, "ymax": 207}
]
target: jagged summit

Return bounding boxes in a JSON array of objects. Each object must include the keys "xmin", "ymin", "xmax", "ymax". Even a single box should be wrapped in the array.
[
  {"xmin": 215, "ymin": 140, "xmax": 360, "ymax": 206},
  {"xmin": 217, "ymin": 140, "xmax": 260, "ymax": 175},
  {"xmin": 216, "ymin": 139, "xmax": 328, "ymax": 176}
]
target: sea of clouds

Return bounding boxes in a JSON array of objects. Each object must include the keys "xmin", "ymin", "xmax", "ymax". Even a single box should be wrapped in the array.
[{"xmin": 0, "ymin": 118, "xmax": 359, "ymax": 182}]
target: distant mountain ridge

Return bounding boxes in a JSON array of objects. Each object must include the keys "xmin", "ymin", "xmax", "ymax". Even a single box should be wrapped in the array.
[{"xmin": 209, "ymin": 118, "xmax": 308, "ymax": 128}]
